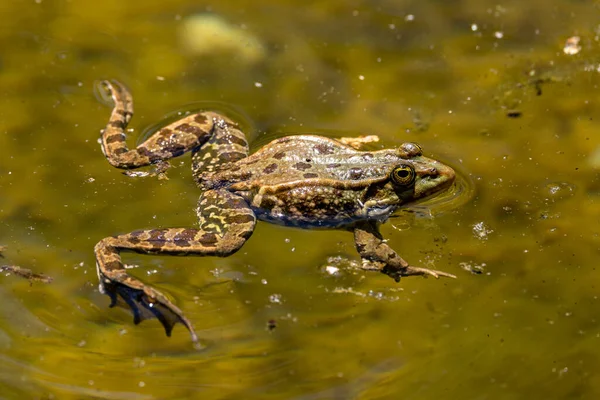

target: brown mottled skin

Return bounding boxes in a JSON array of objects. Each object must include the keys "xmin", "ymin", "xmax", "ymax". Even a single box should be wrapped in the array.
[{"xmin": 94, "ymin": 80, "xmax": 457, "ymax": 343}]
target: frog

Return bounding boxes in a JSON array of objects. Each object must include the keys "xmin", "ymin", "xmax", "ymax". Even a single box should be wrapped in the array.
[{"xmin": 94, "ymin": 80, "xmax": 457, "ymax": 343}]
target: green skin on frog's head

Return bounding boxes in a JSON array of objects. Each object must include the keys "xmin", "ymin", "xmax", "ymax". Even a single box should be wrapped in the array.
[{"xmin": 362, "ymin": 153, "xmax": 456, "ymax": 220}]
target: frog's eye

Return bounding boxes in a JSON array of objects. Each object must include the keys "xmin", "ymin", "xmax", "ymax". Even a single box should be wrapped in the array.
[{"xmin": 391, "ymin": 164, "xmax": 415, "ymax": 186}]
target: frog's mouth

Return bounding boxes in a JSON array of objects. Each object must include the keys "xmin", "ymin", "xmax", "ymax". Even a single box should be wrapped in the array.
[{"xmin": 419, "ymin": 177, "xmax": 454, "ymax": 198}]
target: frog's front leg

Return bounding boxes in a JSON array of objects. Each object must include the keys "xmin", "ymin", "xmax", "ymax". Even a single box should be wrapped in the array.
[
  {"xmin": 97, "ymin": 80, "xmax": 247, "ymax": 169},
  {"xmin": 94, "ymin": 190, "xmax": 256, "ymax": 342},
  {"xmin": 352, "ymin": 220, "xmax": 456, "ymax": 281}
]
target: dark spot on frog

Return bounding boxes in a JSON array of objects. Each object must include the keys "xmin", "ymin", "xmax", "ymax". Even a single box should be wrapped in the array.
[
  {"xmin": 220, "ymin": 151, "xmax": 247, "ymax": 163},
  {"xmin": 137, "ymin": 147, "xmax": 152, "ymax": 157},
  {"xmin": 116, "ymin": 108, "xmax": 131, "ymax": 117},
  {"xmin": 200, "ymin": 232, "xmax": 218, "ymax": 245},
  {"xmin": 215, "ymin": 134, "xmax": 247, "ymax": 147},
  {"xmin": 127, "ymin": 235, "xmax": 141, "ymax": 244},
  {"xmin": 263, "ymin": 163, "xmax": 278, "ymax": 174},
  {"xmin": 105, "ymin": 133, "xmax": 125, "ymax": 144},
  {"xmin": 194, "ymin": 114, "xmax": 208, "ymax": 124},
  {"xmin": 113, "ymin": 147, "xmax": 127, "ymax": 155},
  {"xmin": 156, "ymin": 128, "xmax": 173, "ymax": 140},
  {"xmin": 327, "ymin": 163, "xmax": 341, "ymax": 169},
  {"xmin": 109, "ymin": 120, "xmax": 125, "ymax": 129},
  {"xmin": 175, "ymin": 123, "xmax": 203, "ymax": 136},
  {"xmin": 315, "ymin": 143, "xmax": 334, "ymax": 155},
  {"xmin": 293, "ymin": 162, "xmax": 312, "ymax": 171},
  {"xmin": 147, "ymin": 230, "xmax": 167, "ymax": 247},
  {"xmin": 130, "ymin": 230, "xmax": 145, "ymax": 239},
  {"xmin": 362, "ymin": 153, "xmax": 374, "ymax": 160},
  {"xmin": 348, "ymin": 167, "xmax": 363, "ymax": 180},
  {"xmin": 225, "ymin": 214, "xmax": 255, "ymax": 224},
  {"xmin": 175, "ymin": 229, "xmax": 197, "ymax": 244},
  {"xmin": 273, "ymin": 151, "xmax": 286, "ymax": 160},
  {"xmin": 303, "ymin": 173, "xmax": 319, "ymax": 179},
  {"xmin": 103, "ymin": 260, "xmax": 122, "ymax": 272}
]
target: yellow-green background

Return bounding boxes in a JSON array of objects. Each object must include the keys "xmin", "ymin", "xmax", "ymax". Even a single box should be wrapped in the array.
[{"xmin": 1, "ymin": 0, "xmax": 599, "ymax": 398}]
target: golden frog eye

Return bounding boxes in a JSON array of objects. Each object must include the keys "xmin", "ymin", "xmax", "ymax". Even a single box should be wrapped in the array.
[{"xmin": 391, "ymin": 164, "xmax": 415, "ymax": 186}]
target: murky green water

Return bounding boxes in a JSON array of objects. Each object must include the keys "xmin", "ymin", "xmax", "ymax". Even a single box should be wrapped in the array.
[{"xmin": 1, "ymin": 0, "xmax": 600, "ymax": 398}]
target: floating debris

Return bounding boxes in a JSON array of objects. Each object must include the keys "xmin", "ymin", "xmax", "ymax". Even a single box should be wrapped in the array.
[
  {"xmin": 542, "ymin": 182, "xmax": 576, "ymax": 201},
  {"xmin": 268, "ymin": 293, "xmax": 283, "ymax": 304},
  {"xmin": 320, "ymin": 255, "xmax": 362, "ymax": 277},
  {"xmin": 179, "ymin": 14, "xmax": 266, "ymax": 64},
  {"xmin": 0, "ymin": 265, "xmax": 53, "ymax": 284},
  {"xmin": 472, "ymin": 221, "xmax": 494, "ymax": 241},
  {"xmin": 563, "ymin": 36, "xmax": 581, "ymax": 55},
  {"xmin": 459, "ymin": 262, "xmax": 486, "ymax": 275},
  {"xmin": 0, "ymin": 246, "xmax": 53, "ymax": 284},
  {"xmin": 331, "ymin": 286, "xmax": 402, "ymax": 302}
]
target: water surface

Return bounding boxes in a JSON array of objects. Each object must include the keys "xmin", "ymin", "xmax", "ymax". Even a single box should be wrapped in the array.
[{"xmin": 1, "ymin": 1, "xmax": 599, "ymax": 398}]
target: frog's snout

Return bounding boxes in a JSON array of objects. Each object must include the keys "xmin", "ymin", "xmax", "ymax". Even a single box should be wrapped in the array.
[
  {"xmin": 415, "ymin": 161, "xmax": 455, "ymax": 199},
  {"xmin": 423, "ymin": 163, "xmax": 454, "ymax": 183},
  {"xmin": 435, "ymin": 163, "xmax": 456, "ymax": 188}
]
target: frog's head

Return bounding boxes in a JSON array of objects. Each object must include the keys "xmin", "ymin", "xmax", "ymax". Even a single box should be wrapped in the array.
[{"xmin": 363, "ymin": 142, "xmax": 455, "ymax": 219}]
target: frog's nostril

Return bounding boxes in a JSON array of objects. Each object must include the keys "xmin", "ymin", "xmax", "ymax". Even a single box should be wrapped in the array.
[{"xmin": 426, "ymin": 167, "xmax": 438, "ymax": 178}]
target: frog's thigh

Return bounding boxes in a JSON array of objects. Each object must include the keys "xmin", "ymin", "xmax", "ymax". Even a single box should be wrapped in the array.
[{"xmin": 96, "ymin": 189, "xmax": 257, "ymax": 281}]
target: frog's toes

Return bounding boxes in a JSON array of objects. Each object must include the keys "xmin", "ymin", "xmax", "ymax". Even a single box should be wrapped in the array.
[
  {"xmin": 93, "ymin": 80, "xmax": 116, "ymax": 105},
  {"xmin": 99, "ymin": 277, "xmax": 198, "ymax": 343},
  {"xmin": 407, "ymin": 266, "xmax": 457, "ymax": 279},
  {"xmin": 383, "ymin": 264, "xmax": 456, "ymax": 280}
]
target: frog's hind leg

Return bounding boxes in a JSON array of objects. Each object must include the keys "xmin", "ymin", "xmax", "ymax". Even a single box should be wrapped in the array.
[
  {"xmin": 97, "ymin": 80, "xmax": 247, "ymax": 169},
  {"xmin": 352, "ymin": 220, "xmax": 456, "ymax": 281},
  {"xmin": 94, "ymin": 190, "xmax": 256, "ymax": 342}
]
